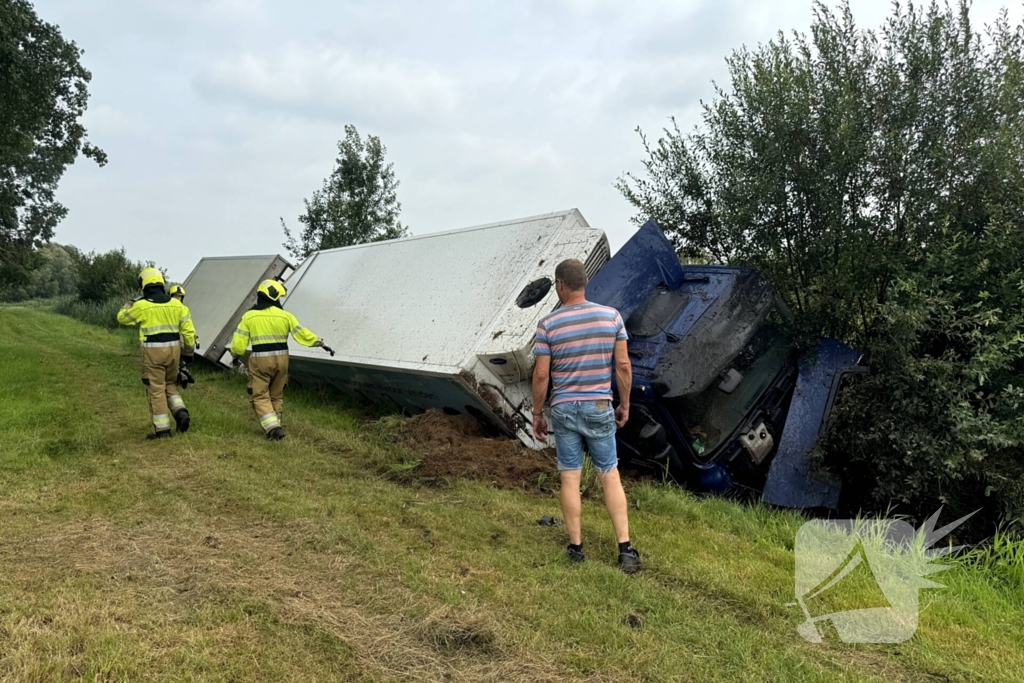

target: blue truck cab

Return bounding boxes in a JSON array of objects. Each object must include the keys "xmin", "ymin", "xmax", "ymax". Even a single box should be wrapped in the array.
[{"xmin": 587, "ymin": 221, "xmax": 864, "ymax": 509}]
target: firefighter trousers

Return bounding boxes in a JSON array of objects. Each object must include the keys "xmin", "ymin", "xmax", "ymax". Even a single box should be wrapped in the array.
[
  {"xmin": 142, "ymin": 344, "xmax": 185, "ymax": 434},
  {"xmin": 248, "ymin": 352, "xmax": 288, "ymax": 434}
]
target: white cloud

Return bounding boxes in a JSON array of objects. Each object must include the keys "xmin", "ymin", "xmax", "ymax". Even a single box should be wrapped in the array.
[
  {"xmin": 81, "ymin": 104, "xmax": 154, "ymax": 140},
  {"xmin": 532, "ymin": 0, "xmax": 701, "ymax": 23},
  {"xmin": 194, "ymin": 45, "xmax": 461, "ymax": 125},
  {"xmin": 144, "ymin": 0, "xmax": 269, "ymax": 24},
  {"xmin": 453, "ymin": 133, "xmax": 566, "ymax": 177}
]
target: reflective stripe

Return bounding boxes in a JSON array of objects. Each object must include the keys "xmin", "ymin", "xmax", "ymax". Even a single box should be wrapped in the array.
[
  {"xmin": 140, "ymin": 267, "xmax": 162, "ymax": 284},
  {"xmin": 259, "ymin": 412, "xmax": 281, "ymax": 430},
  {"xmin": 251, "ymin": 335, "xmax": 289, "ymax": 343},
  {"xmin": 251, "ymin": 350, "xmax": 289, "ymax": 357},
  {"xmin": 141, "ymin": 324, "xmax": 179, "ymax": 334},
  {"xmin": 142, "ymin": 341, "xmax": 180, "ymax": 348},
  {"xmin": 180, "ymin": 314, "xmax": 191, "ymax": 323},
  {"xmin": 153, "ymin": 414, "xmax": 172, "ymax": 429},
  {"xmin": 168, "ymin": 395, "xmax": 185, "ymax": 412},
  {"xmin": 121, "ymin": 310, "xmax": 138, "ymax": 323},
  {"xmin": 235, "ymin": 327, "xmax": 250, "ymax": 337},
  {"xmin": 291, "ymin": 325, "xmax": 305, "ymax": 333}
]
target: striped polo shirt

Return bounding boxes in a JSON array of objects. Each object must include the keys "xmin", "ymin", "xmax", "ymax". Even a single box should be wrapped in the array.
[{"xmin": 535, "ymin": 301, "xmax": 628, "ymax": 406}]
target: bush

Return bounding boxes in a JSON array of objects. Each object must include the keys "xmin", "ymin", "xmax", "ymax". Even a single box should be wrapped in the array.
[
  {"xmin": 75, "ymin": 247, "xmax": 144, "ymax": 303},
  {"xmin": 53, "ymin": 294, "xmax": 132, "ymax": 330},
  {"xmin": 822, "ymin": 221, "xmax": 1024, "ymax": 523},
  {"xmin": 49, "ymin": 246, "xmax": 149, "ymax": 330}
]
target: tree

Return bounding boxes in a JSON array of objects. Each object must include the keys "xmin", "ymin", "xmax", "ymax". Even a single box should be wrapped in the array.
[
  {"xmin": 0, "ymin": 242, "xmax": 78, "ymax": 301},
  {"xmin": 0, "ymin": 0, "xmax": 107, "ymax": 286},
  {"xmin": 283, "ymin": 125, "xmax": 408, "ymax": 259},
  {"xmin": 618, "ymin": 1, "xmax": 1024, "ymax": 525}
]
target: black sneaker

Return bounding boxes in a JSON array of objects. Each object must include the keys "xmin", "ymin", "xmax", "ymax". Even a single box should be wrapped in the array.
[
  {"xmin": 566, "ymin": 544, "xmax": 585, "ymax": 563},
  {"xmin": 174, "ymin": 409, "xmax": 190, "ymax": 433},
  {"xmin": 146, "ymin": 431, "xmax": 172, "ymax": 440},
  {"xmin": 618, "ymin": 548, "xmax": 642, "ymax": 574},
  {"xmin": 266, "ymin": 427, "xmax": 285, "ymax": 441}
]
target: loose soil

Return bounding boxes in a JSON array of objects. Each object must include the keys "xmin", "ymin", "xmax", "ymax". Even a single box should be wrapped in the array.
[{"xmin": 397, "ymin": 410, "xmax": 557, "ymax": 490}]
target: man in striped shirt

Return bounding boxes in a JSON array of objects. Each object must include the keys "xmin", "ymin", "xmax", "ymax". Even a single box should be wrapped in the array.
[{"xmin": 531, "ymin": 259, "xmax": 641, "ymax": 574}]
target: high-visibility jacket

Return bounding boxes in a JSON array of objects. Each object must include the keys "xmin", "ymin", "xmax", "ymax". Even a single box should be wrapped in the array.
[
  {"xmin": 230, "ymin": 306, "xmax": 319, "ymax": 358},
  {"xmin": 117, "ymin": 298, "xmax": 196, "ymax": 351}
]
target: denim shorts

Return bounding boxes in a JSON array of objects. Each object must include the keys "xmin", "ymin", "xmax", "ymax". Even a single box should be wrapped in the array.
[{"xmin": 550, "ymin": 400, "xmax": 618, "ymax": 473}]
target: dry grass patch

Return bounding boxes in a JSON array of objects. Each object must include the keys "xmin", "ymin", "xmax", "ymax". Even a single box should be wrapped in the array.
[{"xmin": 0, "ymin": 514, "xmax": 577, "ymax": 682}]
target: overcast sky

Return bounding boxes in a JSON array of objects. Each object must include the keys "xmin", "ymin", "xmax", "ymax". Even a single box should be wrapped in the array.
[{"xmin": 36, "ymin": 0, "xmax": 1022, "ymax": 281}]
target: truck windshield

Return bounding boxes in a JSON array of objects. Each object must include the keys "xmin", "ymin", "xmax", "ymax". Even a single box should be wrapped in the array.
[
  {"xmin": 625, "ymin": 284, "xmax": 691, "ymax": 338},
  {"xmin": 667, "ymin": 308, "xmax": 792, "ymax": 458}
]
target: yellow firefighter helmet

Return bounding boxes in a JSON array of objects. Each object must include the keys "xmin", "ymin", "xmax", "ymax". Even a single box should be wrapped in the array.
[
  {"xmin": 139, "ymin": 267, "xmax": 165, "ymax": 289},
  {"xmin": 257, "ymin": 279, "xmax": 287, "ymax": 302}
]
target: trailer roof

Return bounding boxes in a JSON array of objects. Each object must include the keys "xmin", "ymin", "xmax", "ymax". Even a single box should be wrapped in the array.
[
  {"xmin": 285, "ymin": 209, "xmax": 602, "ymax": 372},
  {"xmin": 181, "ymin": 254, "xmax": 281, "ymax": 262},
  {"xmin": 307, "ymin": 209, "xmax": 587, "ymax": 255}
]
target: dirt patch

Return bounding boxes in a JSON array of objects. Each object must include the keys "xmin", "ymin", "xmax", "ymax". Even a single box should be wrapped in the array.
[
  {"xmin": 622, "ymin": 612, "xmax": 645, "ymax": 629},
  {"xmin": 397, "ymin": 410, "xmax": 556, "ymax": 490},
  {"xmin": 412, "ymin": 607, "xmax": 497, "ymax": 655}
]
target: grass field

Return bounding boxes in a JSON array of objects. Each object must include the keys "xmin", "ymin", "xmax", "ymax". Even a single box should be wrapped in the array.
[{"xmin": 1, "ymin": 306, "xmax": 1022, "ymax": 682}]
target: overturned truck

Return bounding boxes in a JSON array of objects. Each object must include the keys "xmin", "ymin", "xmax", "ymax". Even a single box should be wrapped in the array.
[{"xmin": 281, "ymin": 209, "xmax": 862, "ymax": 509}]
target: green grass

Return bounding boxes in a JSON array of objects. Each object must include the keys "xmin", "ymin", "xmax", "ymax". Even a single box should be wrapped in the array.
[
  {"xmin": 0, "ymin": 297, "xmax": 61, "ymax": 309},
  {"xmin": 0, "ymin": 305, "xmax": 1022, "ymax": 682}
]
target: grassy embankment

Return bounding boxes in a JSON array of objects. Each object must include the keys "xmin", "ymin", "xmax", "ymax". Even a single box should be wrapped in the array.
[{"xmin": 0, "ymin": 305, "xmax": 1021, "ymax": 682}]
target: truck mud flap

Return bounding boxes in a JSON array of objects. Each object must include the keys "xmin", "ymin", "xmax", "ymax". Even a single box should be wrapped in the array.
[{"xmin": 762, "ymin": 338, "xmax": 864, "ymax": 510}]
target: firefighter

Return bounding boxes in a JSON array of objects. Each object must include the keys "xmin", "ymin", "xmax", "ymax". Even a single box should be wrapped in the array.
[
  {"xmin": 117, "ymin": 267, "xmax": 196, "ymax": 439},
  {"xmin": 169, "ymin": 284, "xmax": 200, "ymax": 349},
  {"xmin": 168, "ymin": 284, "xmax": 198, "ymax": 390},
  {"xmin": 229, "ymin": 279, "xmax": 325, "ymax": 440}
]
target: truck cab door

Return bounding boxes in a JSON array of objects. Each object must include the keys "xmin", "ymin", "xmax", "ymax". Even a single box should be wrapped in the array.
[{"xmin": 762, "ymin": 337, "xmax": 865, "ymax": 510}]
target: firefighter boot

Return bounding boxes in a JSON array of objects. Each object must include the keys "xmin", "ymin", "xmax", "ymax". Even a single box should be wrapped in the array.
[
  {"xmin": 147, "ymin": 431, "xmax": 172, "ymax": 440},
  {"xmin": 267, "ymin": 427, "xmax": 285, "ymax": 441},
  {"xmin": 167, "ymin": 391, "xmax": 189, "ymax": 433},
  {"xmin": 174, "ymin": 409, "xmax": 191, "ymax": 433}
]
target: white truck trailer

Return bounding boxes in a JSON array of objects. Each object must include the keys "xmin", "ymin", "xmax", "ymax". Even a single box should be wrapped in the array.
[
  {"xmin": 180, "ymin": 254, "xmax": 295, "ymax": 368},
  {"xmin": 283, "ymin": 209, "xmax": 610, "ymax": 447}
]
